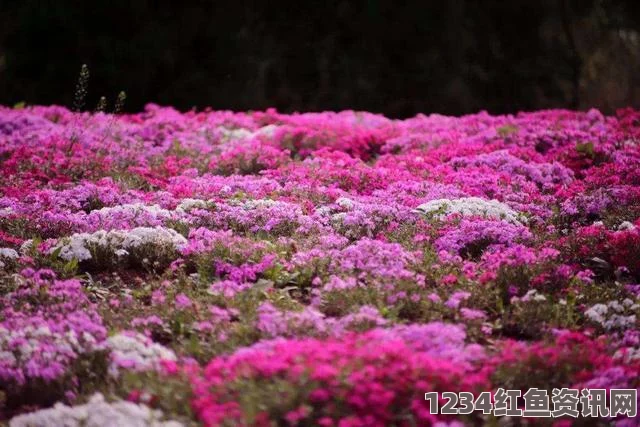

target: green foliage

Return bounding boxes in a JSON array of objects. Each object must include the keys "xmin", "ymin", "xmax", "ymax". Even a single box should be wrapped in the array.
[
  {"xmin": 114, "ymin": 91, "xmax": 127, "ymax": 114},
  {"xmin": 496, "ymin": 124, "xmax": 519, "ymax": 138},
  {"xmin": 576, "ymin": 141, "xmax": 595, "ymax": 158},
  {"xmin": 73, "ymin": 64, "xmax": 90, "ymax": 113},
  {"xmin": 113, "ymin": 370, "xmax": 195, "ymax": 423},
  {"xmin": 95, "ymin": 96, "xmax": 107, "ymax": 113}
]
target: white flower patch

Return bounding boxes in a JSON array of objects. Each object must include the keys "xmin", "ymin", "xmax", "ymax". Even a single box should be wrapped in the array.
[
  {"xmin": 618, "ymin": 221, "xmax": 636, "ymax": 231},
  {"xmin": 107, "ymin": 332, "xmax": 176, "ymax": 376},
  {"xmin": 216, "ymin": 124, "xmax": 279, "ymax": 141},
  {"xmin": 0, "ymin": 207, "xmax": 13, "ymax": 217},
  {"xmin": 19, "ymin": 239, "xmax": 34, "ymax": 255},
  {"xmin": 50, "ymin": 227, "xmax": 187, "ymax": 262},
  {"xmin": 414, "ymin": 197, "xmax": 526, "ymax": 225},
  {"xmin": 52, "ymin": 234, "xmax": 92, "ymax": 261},
  {"xmin": 234, "ymin": 198, "xmax": 280, "ymax": 210},
  {"xmin": 0, "ymin": 248, "xmax": 19, "ymax": 259},
  {"xmin": 90, "ymin": 203, "xmax": 173, "ymax": 219},
  {"xmin": 585, "ymin": 299, "xmax": 638, "ymax": 331},
  {"xmin": 335, "ymin": 197, "xmax": 355, "ymax": 209},
  {"xmin": 217, "ymin": 126, "xmax": 254, "ymax": 141},
  {"xmin": 9, "ymin": 393, "xmax": 183, "ymax": 427},
  {"xmin": 509, "ymin": 289, "xmax": 548, "ymax": 305},
  {"xmin": 255, "ymin": 124, "xmax": 279, "ymax": 138},
  {"xmin": 314, "ymin": 206, "xmax": 333, "ymax": 217},
  {"xmin": 0, "ymin": 247, "xmax": 18, "ymax": 269},
  {"xmin": 174, "ymin": 198, "xmax": 212, "ymax": 213},
  {"xmin": 88, "ymin": 200, "xmax": 219, "ymax": 221},
  {"xmin": 521, "ymin": 289, "xmax": 547, "ymax": 302}
]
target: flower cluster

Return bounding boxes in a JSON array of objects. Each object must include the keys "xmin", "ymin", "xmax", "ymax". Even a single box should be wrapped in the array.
[
  {"xmin": 0, "ymin": 247, "xmax": 19, "ymax": 269},
  {"xmin": 190, "ymin": 331, "xmax": 490, "ymax": 426},
  {"xmin": 48, "ymin": 226, "xmax": 187, "ymax": 265},
  {"xmin": 1, "ymin": 104, "xmax": 639, "ymax": 425},
  {"xmin": 106, "ymin": 332, "xmax": 177, "ymax": 376},
  {"xmin": 9, "ymin": 393, "xmax": 183, "ymax": 427},
  {"xmin": 0, "ymin": 272, "xmax": 106, "ymax": 386},
  {"xmin": 415, "ymin": 197, "xmax": 525, "ymax": 225},
  {"xmin": 585, "ymin": 299, "xmax": 639, "ymax": 331}
]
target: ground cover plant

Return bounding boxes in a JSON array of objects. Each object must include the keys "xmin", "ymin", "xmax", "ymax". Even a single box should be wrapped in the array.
[{"xmin": 0, "ymin": 104, "xmax": 639, "ymax": 425}]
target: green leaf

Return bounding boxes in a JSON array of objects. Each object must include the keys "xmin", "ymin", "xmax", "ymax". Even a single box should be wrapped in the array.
[
  {"xmin": 63, "ymin": 258, "xmax": 79, "ymax": 275},
  {"xmin": 13, "ymin": 101, "xmax": 26, "ymax": 110},
  {"xmin": 497, "ymin": 124, "xmax": 518, "ymax": 138},
  {"xmin": 51, "ymin": 246, "xmax": 62, "ymax": 259},
  {"xmin": 186, "ymin": 335, "xmax": 201, "ymax": 354},
  {"xmin": 576, "ymin": 141, "xmax": 595, "ymax": 158}
]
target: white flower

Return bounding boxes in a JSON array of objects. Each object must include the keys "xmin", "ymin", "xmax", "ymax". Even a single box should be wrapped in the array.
[
  {"xmin": 314, "ymin": 206, "xmax": 333, "ymax": 216},
  {"xmin": 19, "ymin": 239, "xmax": 34, "ymax": 255},
  {"xmin": 602, "ymin": 314, "xmax": 635, "ymax": 331},
  {"xmin": 217, "ymin": 126, "xmax": 253, "ymax": 141},
  {"xmin": 585, "ymin": 300, "xmax": 638, "ymax": 331},
  {"xmin": 106, "ymin": 332, "xmax": 176, "ymax": 376},
  {"xmin": 9, "ymin": 393, "xmax": 183, "ymax": 427},
  {"xmin": 520, "ymin": 289, "xmax": 546, "ymax": 302},
  {"xmin": 216, "ymin": 124, "xmax": 278, "ymax": 141},
  {"xmin": 91, "ymin": 203, "xmax": 172, "ymax": 219},
  {"xmin": 236, "ymin": 199, "xmax": 279, "ymax": 210},
  {"xmin": 609, "ymin": 301, "xmax": 624, "ymax": 313},
  {"xmin": 114, "ymin": 249, "xmax": 129, "ymax": 257},
  {"xmin": 255, "ymin": 124, "xmax": 279, "ymax": 138},
  {"xmin": 0, "ymin": 248, "xmax": 19, "ymax": 259},
  {"xmin": 414, "ymin": 197, "xmax": 525, "ymax": 224},
  {"xmin": 618, "ymin": 221, "xmax": 636, "ymax": 231},
  {"xmin": 335, "ymin": 197, "xmax": 355, "ymax": 209},
  {"xmin": 0, "ymin": 207, "xmax": 14, "ymax": 218},
  {"xmin": 175, "ymin": 198, "xmax": 211, "ymax": 213},
  {"xmin": 0, "ymin": 248, "xmax": 18, "ymax": 269},
  {"xmin": 533, "ymin": 293, "xmax": 547, "ymax": 302},
  {"xmin": 50, "ymin": 227, "xmax": 187, "ymax": 262},
  {"xmin": 585, "ymin": 303, "xmax": 608, "ymax": 324}
]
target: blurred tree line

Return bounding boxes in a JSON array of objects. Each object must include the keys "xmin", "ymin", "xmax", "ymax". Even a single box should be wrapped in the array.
[{"xmin": 1, "ymin": 0, "xmax": 639, "ymax": 117}]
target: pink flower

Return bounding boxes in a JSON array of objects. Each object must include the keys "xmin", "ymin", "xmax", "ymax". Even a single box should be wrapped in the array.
[
  {"xmin": 441, "ymin": 274, "xmax": 458, "ymax": 285},
  {"xmin": 160, "ymin": 360, "xmax": 179, "ymax": 375},
  {"xmin": 174, "ymin": 293, "xmax": 192, "ymax": 310},
  {"xmin": 460, "ymin": 308, "xmax": 487, "ymax": 320},
  {"xmin": 285, "ymin": 405, "xmax": 309, "ymax": 425},
  {"xmin": 427, "ymin": 293, "xmax": 441, "ymax": 303},
  {"xmin": 151, "ymin": 290, "xmax": 166, "ymax": 305}
]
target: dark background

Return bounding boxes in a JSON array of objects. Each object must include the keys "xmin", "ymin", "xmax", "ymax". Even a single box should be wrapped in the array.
[{"xmin": 2, "ymin": 0, "xmax": 640, "ymax": 117}]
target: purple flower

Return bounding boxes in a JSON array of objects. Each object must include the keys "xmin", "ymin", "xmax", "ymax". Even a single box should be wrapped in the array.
[{"xmin": 174, "ymin": 293, "xmax": 192, "ymax": 310}]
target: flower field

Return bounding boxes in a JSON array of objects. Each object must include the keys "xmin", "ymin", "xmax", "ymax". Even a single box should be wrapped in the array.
[{"xmin": 0, "ymin": 104, "xmax": 639, "ymax": 426}]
